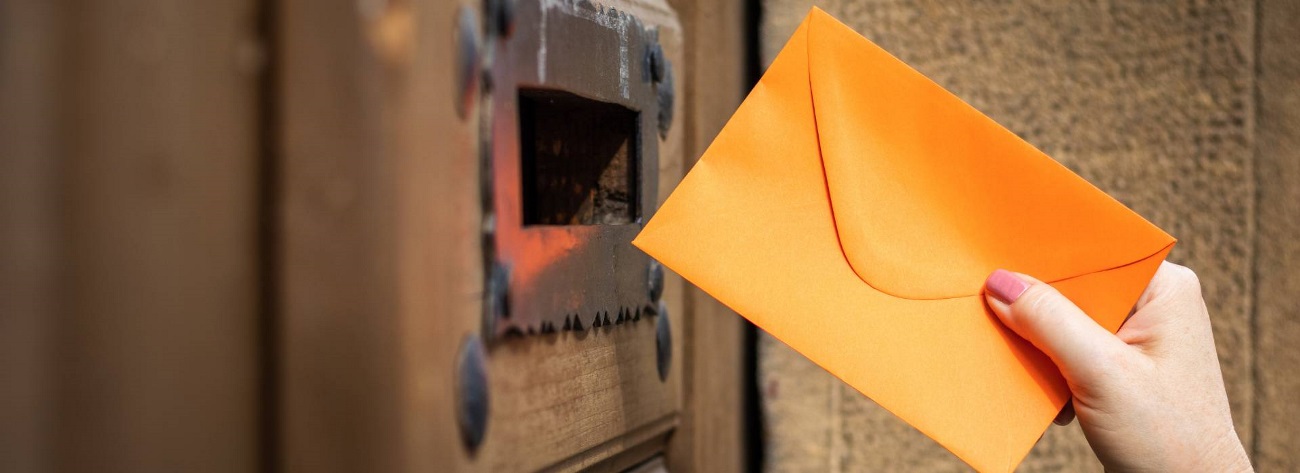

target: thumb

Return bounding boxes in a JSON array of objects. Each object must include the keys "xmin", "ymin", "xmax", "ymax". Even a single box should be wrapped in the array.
[{"xmin": 984, "ymin": 269, "xmax": 1127, "ymax": 384}]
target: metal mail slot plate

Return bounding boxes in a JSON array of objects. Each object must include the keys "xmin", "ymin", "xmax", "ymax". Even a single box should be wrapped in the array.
[{"xmin": 481, "ymin": 0, "xmax": 673, "ymax": 338}]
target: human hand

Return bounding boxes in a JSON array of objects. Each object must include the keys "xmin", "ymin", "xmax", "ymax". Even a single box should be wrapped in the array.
[{"xmin": 984, "ymin": 262, "xmax": 1252, "ymax": 472}]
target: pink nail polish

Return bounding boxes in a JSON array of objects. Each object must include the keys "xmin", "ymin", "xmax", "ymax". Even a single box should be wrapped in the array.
[{"xmin": 986, "ymin": 269, "xmax": 1030, "ymax": 305}]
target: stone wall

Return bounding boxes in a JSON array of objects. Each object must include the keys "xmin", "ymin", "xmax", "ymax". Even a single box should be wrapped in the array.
[{"xmin": 757, "ymin": 0, "xmax": 1300, "ymax": 470}]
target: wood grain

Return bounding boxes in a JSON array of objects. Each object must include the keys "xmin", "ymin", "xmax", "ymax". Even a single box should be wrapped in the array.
[
  {"xmin": 1, "ymin": 2, "xmax": 62, "ymax": 471},
  {"xmin": 1, "ymin": 1, "xmax": 263, "ymax": 471},
  {"xmin": 664, "ymin": 0, "xmax": 750, "ymax": 470}
]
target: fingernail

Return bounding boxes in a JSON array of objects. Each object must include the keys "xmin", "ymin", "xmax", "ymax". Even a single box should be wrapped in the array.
[{"xmin": 986, "ymin": 269, "xmax": 1030, "ymax": 305}]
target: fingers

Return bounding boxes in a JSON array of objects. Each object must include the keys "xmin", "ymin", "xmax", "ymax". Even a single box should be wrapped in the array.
[
  {"xmin": 1136, "ymin": 261, "xmax": 1201, "ymax": 309},
  {"xmin": 1054, "ymin": 400, "xmax": 1076, "ymax": 426},
  {"xmin": 1121, "ymin": 262, "xmax": 1210, "ymax": 348},
  {"xmin": 984, "ymin": 270, "xmax": 1128, "ymax": 384}
]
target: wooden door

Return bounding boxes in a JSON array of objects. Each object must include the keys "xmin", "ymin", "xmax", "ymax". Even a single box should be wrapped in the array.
[
  {"xmin": 0, "ymin": 0, "xmax": 748, "ymax": 471},
  {"xmin": 276, "ymin": 0, "xmax": 749, "ymax": 471}
]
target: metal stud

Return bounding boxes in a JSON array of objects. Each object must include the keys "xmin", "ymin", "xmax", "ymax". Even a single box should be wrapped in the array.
[
  {"xmin": 656, "ymin": 61, "xmax": 675, "ymax": 138},
  {"xmin": 647, "ymin": 42, "xmax": 666, "ymax": 83},
  {"xmin": 655, "ymin": 300, "xmax": 672, "ymax": 382},
  {"xmin": 648, "ymin": 260, "xmax": 665, "ymax": 302},
  {"xmin": 456, "ymin": 336, "xmax": 489, "ymax": 453},
  {"xmin": 488, "ymin": 0, "xmax": 515, "ymax": 38},
  {"xmin": 484, "ymin": 263, "xmax": 510, "ymax": 336},
  {"xmin": 455, "ymin": 7, "xmax": 480, "ymax": 119}
]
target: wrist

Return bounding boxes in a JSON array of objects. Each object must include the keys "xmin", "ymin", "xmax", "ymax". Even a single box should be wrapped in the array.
[{"xmin": 1183, "ymin": 427, "xmax": 1251, "ymax": 472}]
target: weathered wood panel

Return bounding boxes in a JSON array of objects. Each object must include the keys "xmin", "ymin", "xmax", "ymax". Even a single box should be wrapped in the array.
[
  {"xmin": 1, "ymin": 1, "xmax": 263, "ymax": 471},
  {"xmin": 663, "ymin": 0, "xmax": 750, "ymax": 470},
  {"xmin": 1, "ymin": 2, "xmax": 63, "ymax": 471},
  {"xmin": 60, "ymin": 1, "xmax": 264, "ymax": 470},
  {"xmin": 277, "ymin": 0, "xmax": 407, "ymax": 470}
]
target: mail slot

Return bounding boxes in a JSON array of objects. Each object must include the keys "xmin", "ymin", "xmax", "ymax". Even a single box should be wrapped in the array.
[
  {"xmin": 519, "ymin": 89, "xmax": 640, "ymax": 226},
  {"xmin": 479, "ymin": 0, "xmax": 673, "ymax": 338}
]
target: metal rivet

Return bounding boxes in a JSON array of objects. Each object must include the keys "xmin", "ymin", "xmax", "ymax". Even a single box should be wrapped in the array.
[
  {"xmin": 647, "ymin": 260, "xmax": 664, "ymax": 302},
  {"xmin": 655, "ymin": 300, "xmax": 671, "ymax": 382},
  {"xmin": 656, "ymin": 61, "xmax": 674, "ymax": 138},
  {"xmin": 455, "ymin": 7, "xmax": 480, "ymax": 119},
  {"xmin": 484, "ymin": 263, "xmax": 510, "ymax": 336},
  {"xmin": 489, "ymin": 0, "xmax": 515, "ymax": 38},
  {"xmin": 456, "ymin": 336, "xmax": 489, "ymax": 453},
  {"xmin": 647, "ymin": 43, "xmax": 666, "ymax": 83}
]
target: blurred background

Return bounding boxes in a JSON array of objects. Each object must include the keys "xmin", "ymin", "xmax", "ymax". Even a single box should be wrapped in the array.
[{"xmin": 2, "ymin": 0, "xmax": 1297, "ymax": 472}]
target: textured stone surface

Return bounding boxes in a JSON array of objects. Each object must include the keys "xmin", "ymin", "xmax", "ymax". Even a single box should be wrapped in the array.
[
  {"xmin": 758, "ymin": 336, "xmax": 837, "ymax": 472},
  {"xmin": 1251, "ymin": 0, "xmax": 1300, "ymax": 470},
  {"xmin": 759, "ymin": 0, "xmax": 1266, "ymax": 470}
]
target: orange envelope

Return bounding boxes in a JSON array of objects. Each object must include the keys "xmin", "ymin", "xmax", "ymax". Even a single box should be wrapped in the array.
[{"xmin": 633, "ymin": 7, "xmax": 1175, "ymax": 472}]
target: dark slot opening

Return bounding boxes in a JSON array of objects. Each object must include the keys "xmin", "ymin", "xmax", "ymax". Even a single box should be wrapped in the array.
[{"xmin": 519, "ymin": 89, "xmax": 640, "ymax": 226}]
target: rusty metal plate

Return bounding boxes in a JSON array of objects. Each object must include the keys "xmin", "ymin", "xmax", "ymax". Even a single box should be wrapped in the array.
[{"xmin": 480, "ymin": 0, "xmax": 673, "ymax": 338}]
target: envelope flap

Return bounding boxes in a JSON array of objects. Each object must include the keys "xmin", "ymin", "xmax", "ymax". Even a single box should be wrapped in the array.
[{"xmin": 803, "ymin": 9, "xmax": 1174, "ymax": 299}]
